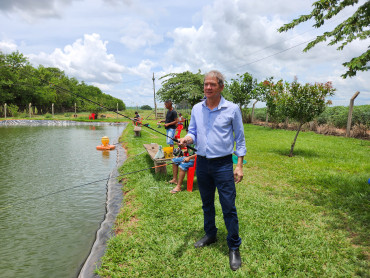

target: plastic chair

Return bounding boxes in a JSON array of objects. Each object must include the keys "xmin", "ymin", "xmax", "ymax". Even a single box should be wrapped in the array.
[
  {"xmin": 135, "ymin": 118, "xmax": 142, "ymax": 126},
  {"xmin": 174, "ymin": 125, "xmax": 184, "ymax": 139},
  {"xmin": 187, "ymin": 156, "xmax": 197, "ymax": 192}
]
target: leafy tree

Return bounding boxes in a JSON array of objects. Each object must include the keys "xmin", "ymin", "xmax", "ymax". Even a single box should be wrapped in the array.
[
  {"xmin": 223, "ymin": 72, "xmax": 257, "ymax": 122},
  {"xmin": 258, "ymin": 78, "xmax": 287, "ymax": 125},
  {"xmin": 1, "ymin": 51, "xmax": 126, "ymax": 114},
  {"xmin": 278, "ymin": 0, "xmax": 370, "ymax": 78},
  {"xmin": 157, "ymin": 70, "xmax": 204, "ymax": 107},
  {"xmin": 141, "ymin": 105, "xmax": 152, "ymax": 110},
  {"xmin": 280, "ymin": 81, "xmax": 336, "ymax": 156}
]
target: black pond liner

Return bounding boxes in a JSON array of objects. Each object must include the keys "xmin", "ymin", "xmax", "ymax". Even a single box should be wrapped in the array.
[{"xmin": 78, "ymin": 132, "xmax": 127, "ymax": 278}]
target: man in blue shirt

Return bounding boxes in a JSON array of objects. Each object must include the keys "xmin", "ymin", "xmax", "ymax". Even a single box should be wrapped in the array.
[{"xmin": 178, "ymin": 70, "xmax": 246, "ymax": 271}]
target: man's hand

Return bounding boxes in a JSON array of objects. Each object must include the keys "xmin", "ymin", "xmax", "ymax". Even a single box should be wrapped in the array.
[
  {"xmin": 234, "ymin": 156, "xmax": 244, "ymax": 183},
  {"xmin": 177, "ymin": 136, "xmax": 193, "ymax": 148},
  {"xmin": 234, "ymin": 166, "xmax": 244, "ymax": 183}
]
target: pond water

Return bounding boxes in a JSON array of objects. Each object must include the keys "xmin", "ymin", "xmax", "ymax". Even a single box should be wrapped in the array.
[{"xmin": 0, "ymin": 123, "xmax": 125, "ymax": 278}]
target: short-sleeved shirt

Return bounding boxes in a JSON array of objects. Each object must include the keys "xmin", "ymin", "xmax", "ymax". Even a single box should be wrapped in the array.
[{"xmin": 165, "ymin": 109, "xmax": 177, "ymax": 129}]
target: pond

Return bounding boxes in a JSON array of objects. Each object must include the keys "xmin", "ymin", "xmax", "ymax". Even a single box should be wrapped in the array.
[{"xmin": 0, "ymin": 122, "xmax": 126, "ymax": 278}]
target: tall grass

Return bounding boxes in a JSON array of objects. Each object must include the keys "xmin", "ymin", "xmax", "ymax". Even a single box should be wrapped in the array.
[{"xmin": 98, "ymin": 122, "xmax": 369, "ymax": 277}]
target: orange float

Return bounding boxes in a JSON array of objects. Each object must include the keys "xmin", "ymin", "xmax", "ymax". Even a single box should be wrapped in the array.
[{"xmin": 96, "ymin": 136, "xmax": 116, "ymax": 150}]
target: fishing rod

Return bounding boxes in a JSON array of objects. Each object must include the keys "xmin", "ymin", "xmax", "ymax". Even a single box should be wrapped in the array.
[
  {"xmin": 0, "ymin": 161, "xmax": 176, "ymax": 212},
  {"xmin": 6, "ymin": 65, "xmax": 197, "ymax": 151},
  {"xmin": 50, "ymin": 83, "xmax": 197, "ymax": 152}
]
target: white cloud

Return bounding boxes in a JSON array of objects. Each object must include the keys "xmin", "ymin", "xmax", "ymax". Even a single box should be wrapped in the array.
[
  {"xmin": 28, "ymin": 33, "xmax": 125, "ymax": 84},
  {"xmin": 119, "ymin": 20, "xmax": 163, "ymax": 51},
  {"xmin": 0, "ymin": 39, "xmax": 17, "ymax": 53}
]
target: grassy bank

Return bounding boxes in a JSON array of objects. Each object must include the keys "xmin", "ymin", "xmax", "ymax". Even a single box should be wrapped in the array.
[{"xmin": 97, "ymin": 122, "xmax": 369, "ymax": 277}]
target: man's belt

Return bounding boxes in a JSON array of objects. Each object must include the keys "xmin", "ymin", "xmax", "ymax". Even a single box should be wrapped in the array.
[{"xmin": 198, "ymin": 154, "xmax": 232, "ymax": 161}]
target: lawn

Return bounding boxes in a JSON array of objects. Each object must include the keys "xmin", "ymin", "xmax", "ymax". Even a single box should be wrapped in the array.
[{"xmin": 98, "ymin": 121, "xmax": 369, "ymax": 277}]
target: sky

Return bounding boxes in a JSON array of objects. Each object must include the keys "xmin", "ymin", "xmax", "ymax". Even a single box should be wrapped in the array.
[{"xmin": 0, "ymin": 0, "xmax": 369, "ymax": 108}]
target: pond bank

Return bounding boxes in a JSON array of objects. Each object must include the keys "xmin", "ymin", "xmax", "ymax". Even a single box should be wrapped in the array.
[{"xmin": 0, "ymin": 119, "xmax": 124, "ymax": 126}]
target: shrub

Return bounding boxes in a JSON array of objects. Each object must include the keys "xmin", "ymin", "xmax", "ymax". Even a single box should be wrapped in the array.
[
  {"xmin": 45, "ymin": 113, "xmax": 52, "ymax": 119},
  {"xmin": 351, "ymin": 124, "xmax": 368, "ymax": 139},
  {"xmin": 7, "ymin": 104, "xmax": 19, "ymax": 117}
]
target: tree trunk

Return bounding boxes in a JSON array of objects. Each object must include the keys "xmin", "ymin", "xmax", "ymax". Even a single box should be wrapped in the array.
[
  {"xmin": 289, "ymin": 122, "xmax": 303, "ymax": 157},
  {"xmin": 265, "ymin": 113, "xmax": 269, "ymax": 127},
  {"xmin": 251, "ymin": 100, "xmax": 258, "ymax": 123}
]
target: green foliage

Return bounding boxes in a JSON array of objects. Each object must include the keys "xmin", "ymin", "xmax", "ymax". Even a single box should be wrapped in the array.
[
  {"xmin": 44, "ymin": 113, "xmax": 52, "ymax": 119},
  {"xmin": 140, "ymin": 105, "xmax": 152, "ymax": 110},
  {"xmin": 282, "ymin": 81, "xmax": 336, "ymax": 124},
  {"xmin": 317, "ymin": 104, "xmax": 370, "ymax": 128},
  {"xmin": 223, "ymin": 72, "xmax": 257, "ymax": 111},
  {"xmin": 278, "ymin": 0, "xmax": 370, "ymax": 78},
  {"xmin": 7, "ymin": 103, "xmax": 19, "ymax": 117},
  {"xmin": 0, "ymin": 51, "xmax": 126, "ymax": 113},
  {"xmin": 157, "ymin": 70, "xmax": 204, "ymax": 107},
  {"xmin": 259, "ymin": 78, "xmax": 287, "ymax": 123}
]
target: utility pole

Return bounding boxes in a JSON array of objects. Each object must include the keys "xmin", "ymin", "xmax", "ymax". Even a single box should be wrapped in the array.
[{"xmin": 153, "ymin": 72, "xmax": 157, "ymax": 119}]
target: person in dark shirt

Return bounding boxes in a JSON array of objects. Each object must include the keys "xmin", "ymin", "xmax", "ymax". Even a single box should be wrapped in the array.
[{"xmin": 158, "ymin": 100, "xmax": 178, "ymax": 147}]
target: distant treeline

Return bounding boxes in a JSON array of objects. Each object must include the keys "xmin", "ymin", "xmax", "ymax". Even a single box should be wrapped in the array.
[
  {"xmin": 0, "ymin": 51, "xmax": 125, "ymax": 116},
  {"xmin": 252, "ymin": 105, "xmax": 370, "ymax": 128}
]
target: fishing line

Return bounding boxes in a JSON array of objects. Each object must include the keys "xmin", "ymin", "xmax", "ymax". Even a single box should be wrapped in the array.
[
  {"xmin": 0, "ymin": 161, "xmax": 176, "ymax": 212},
  {"xmin": 6, "ymin": 67, "xmax": 197, "ymax": 152},
  {"xmin": 47, "ymin": 81, "xmax": 195, "ymax": 151}
]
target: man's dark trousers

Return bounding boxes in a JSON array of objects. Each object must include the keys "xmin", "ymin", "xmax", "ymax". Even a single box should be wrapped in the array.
[{"xmin": 196, "ymin": 155, "xmax": 241, "ymax": 249}]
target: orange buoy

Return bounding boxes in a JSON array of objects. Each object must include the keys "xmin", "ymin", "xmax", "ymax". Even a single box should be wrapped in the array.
[{"xmin": 96, "ymin": 136, "xmax": 116, "ymax": 150}]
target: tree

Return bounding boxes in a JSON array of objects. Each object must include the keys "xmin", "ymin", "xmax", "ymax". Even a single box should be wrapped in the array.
[
  {"xmin": 258, "ymin": 78, "xmax": 287, "ymax": 125},
  {"xmin": 141, "ymin": 105, "xmax": 152, "ymax": 110},
  {"xmin": 281, "ymin": 81, "xmax": 336, "ymax": 156},
  {"xmin": 278, "ymin": 0, "xmax": 370, "ymax": 78},
  {"xmin": 223, "ymin": 72, "xmax": 257, "ymax": 116},
  {"xmin": 157, "ymin": 71, "xmax": 204, "ymax": 107}
]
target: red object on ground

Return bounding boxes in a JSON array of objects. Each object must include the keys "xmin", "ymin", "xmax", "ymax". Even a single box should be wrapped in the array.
[
  {"xmin": 187, "ymin": 156, "xmax": 197, "ymax": 192},
  {"xmin": 174, "ymin": 125, "xmax": 183, "ymax": 139}
]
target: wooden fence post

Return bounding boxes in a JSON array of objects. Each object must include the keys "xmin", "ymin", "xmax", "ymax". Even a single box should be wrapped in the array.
[
  {"xmin": 4, "ymin": 103, "xmax": 6, "ymax": 119},
  {"xmin": 29, "ymin": 103, "xmax": 32, "ymax": 118},
  {"xmin": 251, "ymin": 100, "xmax": 258, "ymax": 123},
  {"xmin": 346, "ymin": 91, "xmax": 360, "ymax": 137},
  {"xmin": 52, "ymin": 103, "xmax": 54, "ymax": 117}
]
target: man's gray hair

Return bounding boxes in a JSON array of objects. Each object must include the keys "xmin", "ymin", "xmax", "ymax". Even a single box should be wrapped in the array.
[{"xmin": 204, "ymin": 70, "xmax": 225, "ymax": 87}]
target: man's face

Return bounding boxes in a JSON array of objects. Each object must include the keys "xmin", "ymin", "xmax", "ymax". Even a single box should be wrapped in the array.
[
  {"xmin": 165, "ymin": 102, "xmax": 171, "ymax": 109},
  {"xmin": 204, "ymin": 76, "xmax": 223, "ymax": 100}
]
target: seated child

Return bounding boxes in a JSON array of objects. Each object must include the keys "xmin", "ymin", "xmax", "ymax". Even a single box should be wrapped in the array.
[{"xmin": 168, "ymin": 147, "xmax": 196, "ymax": 194}]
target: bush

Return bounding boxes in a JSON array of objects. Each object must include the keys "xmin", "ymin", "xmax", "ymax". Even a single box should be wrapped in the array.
[
  {"xmin": 45, "ymin": 113, "xmax": 52, "ymax": 119},
  {"xmin": 141, "ymin": 105, "xmax": 152, "ymax": 110},
  {"xmin": 7, "ymin": 104, "xmax": 19, "ymax": 117},
  {"xmin": 64, "ymin": 113, "xmax": 72, "ymax": 117}
]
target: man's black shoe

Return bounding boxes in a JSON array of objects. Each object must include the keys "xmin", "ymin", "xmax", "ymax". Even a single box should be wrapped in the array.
[
  {"xmin": 194, "ymin": 235, "xmax": 217, "ymax": 248},
  {"xmin": 229, "ymin": 248, "xmax": 241, "ymax": 271}
]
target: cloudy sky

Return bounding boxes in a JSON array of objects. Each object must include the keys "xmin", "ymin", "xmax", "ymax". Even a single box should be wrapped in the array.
[{"xmin": 1, "ymin": 0, "xmax": 369, "ymax": 108}]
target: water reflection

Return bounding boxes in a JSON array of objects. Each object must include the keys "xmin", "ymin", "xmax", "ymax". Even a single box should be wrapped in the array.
[{"xmin": 0, "ymin": 124, "xmax": 124, "ymax": 278}]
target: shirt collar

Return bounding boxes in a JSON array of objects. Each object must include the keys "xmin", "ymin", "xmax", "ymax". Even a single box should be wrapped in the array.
[{"xmin": 202, "ymin": 96, "xmax": 227, "ymax": 110}]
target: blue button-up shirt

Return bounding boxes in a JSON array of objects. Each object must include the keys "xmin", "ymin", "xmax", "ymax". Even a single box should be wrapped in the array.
[{"xmin": 186, "ymin": 96, "xmax": 247, "ymax": 158}]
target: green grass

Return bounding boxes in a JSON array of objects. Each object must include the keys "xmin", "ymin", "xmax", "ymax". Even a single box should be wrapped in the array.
[{"xmin": 97, "ymin": 122, "xmax": 369, "ymax": 277}]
